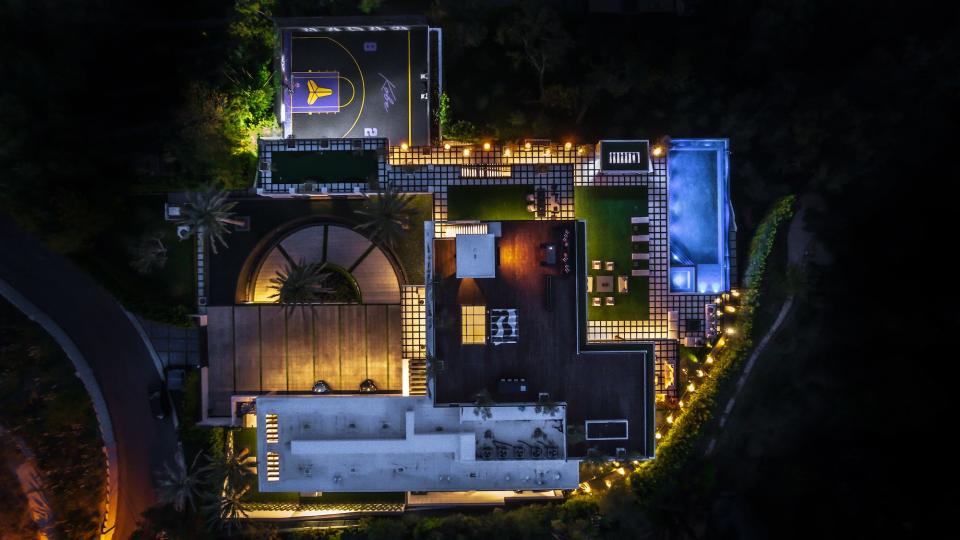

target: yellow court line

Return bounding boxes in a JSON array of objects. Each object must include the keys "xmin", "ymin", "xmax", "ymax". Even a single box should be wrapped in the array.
[
  {"xmin": 407, "ymin": 31, "xmax": 412, "ymax": 144},
  {"xmin": 304, "ymin": 36, "xmax": 365, "ymax": 137},
  {"xmin": 338, "ymin": 76, "xmax": 356, "ymax": 108}
]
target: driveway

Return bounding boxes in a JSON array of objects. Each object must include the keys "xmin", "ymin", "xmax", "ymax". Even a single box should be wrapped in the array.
[{"xmin": 0, "ymin": 214, "xmax": 178, "ymax": 539}]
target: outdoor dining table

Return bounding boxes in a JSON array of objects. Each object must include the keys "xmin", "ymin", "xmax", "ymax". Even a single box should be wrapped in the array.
[{"xmin": 597, "ymin": 275, "xmax": 614, "ymax": 293}]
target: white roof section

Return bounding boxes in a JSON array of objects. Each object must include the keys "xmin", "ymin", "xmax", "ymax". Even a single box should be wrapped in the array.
[
  {"xmin": 256, "ymin": 395, "xmax": 579, "ymax": 493},
  {"xmin": 455, "ymin": 234, "xmax": 496, "ymax": 278}
]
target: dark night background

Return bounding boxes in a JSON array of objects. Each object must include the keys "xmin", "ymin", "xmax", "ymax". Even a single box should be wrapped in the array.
[{"xmin": 0, "ymin": 0, "xmax": 954, "ymax": 538}]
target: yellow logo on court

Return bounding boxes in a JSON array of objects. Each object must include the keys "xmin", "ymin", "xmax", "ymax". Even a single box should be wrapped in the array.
[{"xmin": 306, "ymin": 79, "xmax": 333, "ymax": 105}]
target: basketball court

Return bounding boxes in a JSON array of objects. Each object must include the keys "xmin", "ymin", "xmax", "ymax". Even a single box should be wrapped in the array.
[{"xmin": 280, "ymin": 24, "xmax": 432, "ymax": 145}]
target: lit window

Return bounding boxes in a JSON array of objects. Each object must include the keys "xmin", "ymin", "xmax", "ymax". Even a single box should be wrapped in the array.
[
  {"xmin": 265, "ymin": 413, "xmax": 279, "ymax": 443},
  {"xmin": 266, "ymin": 451, "xmax": 280, "ymax": 481},
  {"xmin": 461, "ymin": 305, "xmax": 486, "ymax": 344}
]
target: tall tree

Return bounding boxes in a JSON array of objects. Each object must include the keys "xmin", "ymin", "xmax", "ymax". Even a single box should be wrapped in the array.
[
  {"xmin": 354, "ymin": 186, "xmax": 418, "ymax": 250},
  {"xmin": 177, "ymin": 188, "xmax": 244, "ymax": 255},
  {"xmin": 203, "ymin": 485, "xmax": 249, "ymax": 536},
  {"xmin": 268, "ymin": 259, "xmax": 334, "ymax": 311},
  {"xmin": 495, "ymin": 1, "xmax": 571, "ymax": 102},
  {"xmin": 205, "ymin": 445, "xmax": 256, "ymax": 494},
  {"xmin": 155, "ymin": 452, "xmax": 205, "ymax": 513}
]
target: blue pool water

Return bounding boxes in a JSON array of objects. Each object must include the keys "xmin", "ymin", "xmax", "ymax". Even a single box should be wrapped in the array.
[{"xmin": 668, "ymin": 139, "xmax": 730, "ymax": 294}]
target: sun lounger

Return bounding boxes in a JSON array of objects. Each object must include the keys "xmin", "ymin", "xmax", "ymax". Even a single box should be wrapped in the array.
[
  {"xmin": 605, "ymin": 261, "xmax": 615, "ymax": 271},
  {"xmin": 591, "ymin": 260, "xmax": 601, "ymax": 270},
  {"xmin": 631, "ymin": 252, "xmax": 650, "ymax": 260},
  {"xmin": 630, "ymin": 216, "xmax": 649, "ymax": 224},
  {"xmin": 605, "ymin": 296, "xmax": 615, "ymax": 306},
  {"xmin": 631, "ymin": 269, "xmax": 651, "ymax": 277},
  {"xmin": 631, "ymin": 235, "xmax": 650, "ymax": 242},
  {"xmin": 592, "ymin": 297, "xmax": 601, "ymax": 307}
]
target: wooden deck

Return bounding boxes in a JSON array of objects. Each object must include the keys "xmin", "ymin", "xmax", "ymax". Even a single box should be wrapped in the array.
[
  {"xmin": 432, "ymin": 221, "xmax": 654, "ymax": 457},
  {"xmin": 206, "ymin": 304, "xmax": 402, "ymax": 416}
]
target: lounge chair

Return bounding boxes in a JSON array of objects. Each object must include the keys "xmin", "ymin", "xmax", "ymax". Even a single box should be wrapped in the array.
[
  {"xmin": 617, "ymin": 275, "xmax": 629, "ymax": 293},
  {"xmin": 592, "ymin": 297, "xmax": 601, "ymax": 307},
  {"xmin": 605, "ymin": 296, "xmax": 615, "ymax": 306},
  {"xmin": 591, "ymin": 260, "xmax": 601, "ymax": 270},
  {"xmin": 605, "ymin": 261, "xmax": 615, "ymax": 271}
]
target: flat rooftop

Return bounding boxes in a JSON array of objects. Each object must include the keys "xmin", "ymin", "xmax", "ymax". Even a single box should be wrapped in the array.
[
  {"xmin": 432, "ymin": 221, "xmax": 655, "ymax": 458},
  {"xmin": 256, "ymin": 395, "xmax": 578, "ymax": 493}
]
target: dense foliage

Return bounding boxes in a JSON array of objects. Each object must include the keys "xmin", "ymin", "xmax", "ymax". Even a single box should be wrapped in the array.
[{"xmin": 0, "ymin": 302, "xmax": 107, "ymax": 539}]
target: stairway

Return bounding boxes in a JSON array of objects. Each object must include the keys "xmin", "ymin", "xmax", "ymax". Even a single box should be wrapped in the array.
[{"xmin": 408, "ymin": 359, "xmax": 428, "ymax": 396}]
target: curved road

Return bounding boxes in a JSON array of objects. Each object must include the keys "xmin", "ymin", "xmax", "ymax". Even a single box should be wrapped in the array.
[{"xmin": 0, "ymin": 214, "xmax": 178, "ymax": 539}]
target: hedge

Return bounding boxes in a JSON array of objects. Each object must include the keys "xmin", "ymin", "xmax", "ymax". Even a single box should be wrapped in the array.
[{"xmin": 631, "ymin": 194, "xmax": 797, "ymax": 486}]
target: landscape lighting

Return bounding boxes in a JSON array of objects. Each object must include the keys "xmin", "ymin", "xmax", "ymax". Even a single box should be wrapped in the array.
[
  {"xmin": 666, "ymin": 414, "xmax": 674, "ymax": 424},
  {"xmin": 503, "ymin": 148, "xmax": 512, "ymax": 157},
  {"xmin": 617, "ymin": 467, "xmax": 626, "ymax": 476},
  {"xmin": 483, "ymin": 142, "xmax": 491, "ymax": 151},
  {"xmin": 651, "ymin": 145, "xmax": 664, "ymax": 157},
  {"xmin": 444, "ymin": 143, "xmax": 451, "ymax": 150},
  {"xmin": 725, "ymin": 327, "xmax": 736, "ymax": 336},
  {"xmin": 564, "ymin": 141, "xmax": 572, "ymax": 150},
  {"xmin": 725, "ymin": 305, "xmax": 736, "ymax": 313},
  {"xmin": 463, "ymin": 148, "xmax": 471, "ymax": 157},
  {"xmin": 687, "ymin": 382, "xmax": 696, "ymax": 392},
  {"xmin": 524, "ymin": 142, "xmax": 532, "ymax": 150},
  {"xmin": 655, "ymin": 431, "xmax": 663, "ymax": 439},
  {"xmin": 705, "ymin": 355, "xmax": 714, "ymax": 364},
  {"xmin": 400, "ymin": 142, "xmax": 408, "ymax": 151}
]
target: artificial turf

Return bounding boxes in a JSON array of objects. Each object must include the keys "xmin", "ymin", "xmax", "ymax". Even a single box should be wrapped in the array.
[
  {"xmin": 271, "ymin": 150, "xmax": 379, "ymax": 184},
  {"xmin": 575, "ymin": 186, "xmax": 650, "ymax": 321},
  {"xmin": 446, "ymin": 184, "xmax": 535, "ymax": 221}
]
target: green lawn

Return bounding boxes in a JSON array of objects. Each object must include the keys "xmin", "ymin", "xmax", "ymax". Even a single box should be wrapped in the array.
[
  {"xmin": 271, "ymin": 150, "xmax": 379, "ymax": 184},
  {"xmin": 575, "ymin": 186, "xmax": 650, "ymax": 320},
  {"xmin": 447, "ymin": 185, "xmax": 535, "ymax": 221}
]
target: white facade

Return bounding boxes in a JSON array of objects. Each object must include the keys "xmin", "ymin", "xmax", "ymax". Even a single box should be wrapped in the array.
[{"xmin": 256, "ymin": 395, "xmax": 580, "ymax": 493}]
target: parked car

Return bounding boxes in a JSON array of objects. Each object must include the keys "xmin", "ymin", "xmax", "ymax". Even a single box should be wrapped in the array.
[
  {"xmin": 359, "ymin": 379, "xmax": 378, "ymax": 393},
  {"xmin": 312, "ymin": 380, "xmax": 331, "ymax": 394}
]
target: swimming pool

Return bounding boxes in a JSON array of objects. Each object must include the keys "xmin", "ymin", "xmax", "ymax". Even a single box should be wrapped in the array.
[{"xmin": 667, "ymin": 139, "xmax": 731, "ymax": 294}]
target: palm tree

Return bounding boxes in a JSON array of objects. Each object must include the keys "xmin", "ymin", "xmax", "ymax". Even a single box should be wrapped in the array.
[
  {"xmin": 203, "ymin": 485, "xmax": 249, "ymax": 535},
  {"xmin": 268, "ymin": 259, "xmax": 335, "ymax": 311},
  {"xmin": 206, "ymin": 445, "xmax": 256, "ymax": 494},
  {"xmin": 156, "ymin": 452, "xmax": 205, "ymax": 513},
  {"xmin": 130, "ymin": 232, "xmax": 168, "ymax": 275},
  {"xmin": 177, "ymin": 187, "xmax": 244, "ymax": 255},
  {"xmin": 354, "ymin": 185, "xmax": 418, "ymax": 249}
]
